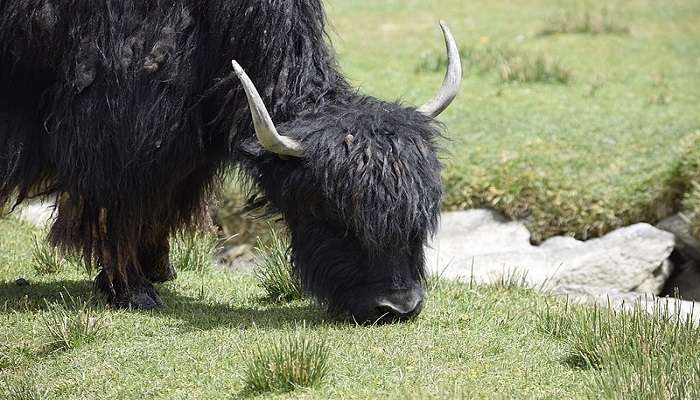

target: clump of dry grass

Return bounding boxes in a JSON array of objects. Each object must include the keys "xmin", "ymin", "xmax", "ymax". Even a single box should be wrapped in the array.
[
  {"xmin": 539, "ymin": 7, "xmax": 630, "ymax": 36},
  {"xmin": 417, "ymin": 44, "xmax": 571, "ymax": 84}
]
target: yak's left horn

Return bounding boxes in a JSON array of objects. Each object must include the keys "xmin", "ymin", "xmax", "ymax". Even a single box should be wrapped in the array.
[
  {"xmin": 417, "ymin": 21, "xmax": 462, "ymax": 118},
  {"xmin": 231, "ymin": 60, "xmax": 304, "ymax": 158}
]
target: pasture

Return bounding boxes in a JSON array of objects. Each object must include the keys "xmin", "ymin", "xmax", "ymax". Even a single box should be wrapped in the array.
[
  {"xmin": 2, "ymin": 0, "xmax": 700, "ymax": 398},
  {"xmin": 2, "ymin": 217, "xmax": 699, "ymax": 399}
]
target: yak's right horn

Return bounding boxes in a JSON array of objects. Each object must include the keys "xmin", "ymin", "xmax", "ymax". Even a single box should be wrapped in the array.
[{"xmin": 231, "ymin": 60, "xmax": 304, "ymax": 158}]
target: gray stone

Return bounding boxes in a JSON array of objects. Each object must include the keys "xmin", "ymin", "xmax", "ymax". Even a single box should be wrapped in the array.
[
  {"xmin": 425, "ymin": 210, "xmax": 675, "ymax": 294},
  {"xmin": 552, "ymin": 284, "xmax": 700, "ymax": 326},
  {"xmin": 661, "ymin": 260, "xmax": 700, "ymax": 301},
  {"xmin": 656, "ymin": 212, "xmax": 700, "ymax": 261},
  {"xmin": 15, "ymin": 199, "xmax": 55, "ymax": 228}
]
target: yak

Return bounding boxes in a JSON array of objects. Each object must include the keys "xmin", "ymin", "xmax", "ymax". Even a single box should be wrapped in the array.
[{"xmin": 0, "ymin": 0, "xmax": 461, "ymax": 323}]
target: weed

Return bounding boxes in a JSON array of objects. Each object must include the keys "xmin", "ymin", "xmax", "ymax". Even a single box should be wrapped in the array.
[
  {"xmin": 417, "ymin": 44, "xmax": 570, "ymax": 84},
  {"xmin": 30, "ymin": 236, "xmax": 64, "ymax": 275},
  {"xmin": 537, "ymin": 298, "xmax": 700, "ymax": 398},
  {"xmin": 243, "ymin": 329, "xmax": 330, "ymax": 393},
  {"xmin": 0, "ymin": 374, "xmax": 49, "ymax": 400},
  {"xmin": 539, "ymin": 7, "xmax": 629, "ymax": 36},
  {"xmin": 254, "ymin": 227, "xmax": 304, "ymax": 302},
  {"xmin": 40, "ymin": 293, "xmax": 109, "ymax": 352},
  {"xmin": 171, "ymin": 230, "xmax": 218, "ymax": 273}
]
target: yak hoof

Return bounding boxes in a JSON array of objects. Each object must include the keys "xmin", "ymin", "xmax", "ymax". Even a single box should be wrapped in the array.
[
  {"xmin": 128, "ymin": 281, "xmax": 164, "ymax": 310},
  {"xmin": 95, "ymin": 272, "xmax": 164, "ymax": 310},
  {"xmin": 147, "ymin": 263, "xmax": 177, "ymax": 284}
]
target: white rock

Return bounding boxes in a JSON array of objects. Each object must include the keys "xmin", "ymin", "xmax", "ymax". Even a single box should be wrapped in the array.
[
  {"xmin": 15, "ymin": 199, "xmax": 56, "ymax": 228},
  {"xmin": 426, "ymin": 210, "xmax": 675, "ymax": 294},
  {"xmin": 552, "ymin": 284, "xmax": 700, "ymax": 326}
]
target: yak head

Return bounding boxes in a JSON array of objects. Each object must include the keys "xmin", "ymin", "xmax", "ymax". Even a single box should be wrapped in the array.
[{"xmin": 232, "ymin": 23, "xmax": 461, "ymax": 323}]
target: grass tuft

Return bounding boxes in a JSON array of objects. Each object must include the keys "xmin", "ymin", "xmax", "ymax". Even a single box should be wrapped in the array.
[
  {"xmin": 30, "ymin": 235, "xmax": 64, "ymax": 275},
  {"xmin": 537, "ymin": 298, "xmax": 700, "ymax": 398},
  {"xmin": 0, "ymin": 374, "xmax": 49, "ymax": 400},
  {"xmin": 417, "ymin": 44, "xmax": 571, "ymax": 84},
  {"xmin": 243, "ymin": 329, "xmax": 330, "ymax": 393},
  {"xmin": 40, "ymin": 293, "xmax": 109, "ymax": 352},
  {"xmin": 254, "ymin": 227, "xmax": 304, "ymax": 302},
  {"xmin": 171, "ymin": 230, "xmax": 218, "ymax": 273},
  {"xmin": 486, "ymin": 269, "xmax": 531, "ymax": 291},
  {"xmin": 539, "ymin": 7, "xmax": 630, "ymax": 36}
]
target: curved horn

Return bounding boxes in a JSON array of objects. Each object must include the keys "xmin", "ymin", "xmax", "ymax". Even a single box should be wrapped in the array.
[
  {"xmin": 231, "ymin": 60, "xmax": 304, "ymax": 158},
  {"xmin": 417, "ymin": 21, "xmax": 462, "ymax": 118}
]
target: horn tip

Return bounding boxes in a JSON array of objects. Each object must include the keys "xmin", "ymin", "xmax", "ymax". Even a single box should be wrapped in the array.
[{"xmin": 231, "ymin": 60, "xmax": 244, "ymax": 77}]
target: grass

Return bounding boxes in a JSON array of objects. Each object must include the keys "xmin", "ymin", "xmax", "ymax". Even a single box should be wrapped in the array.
[
  {"xmin": 242, "ymin": 327, "xmax": 330, "ymax": 393},
  {"xmin": 253, "ymin": 227, "xmax": 304, "ymax": 303},
  {"xmin": 2, "ymin": 216, "xmax": 699, "ymax": 399},
  {"xmin": 0, "ymin": 374, "xmax": 49, "ymax": 400},
  {"xmin": 170, "ymin": 230, "xmax": 219, "ymax": 273},
  {"xmin": 417, "ymin": 44, "xmax": 572, "ymax": 84},
  {"xmin": 39, "ymin": 293, "xmax": 109, "ymax": 353},
  {"xmin": 31, "ymin": 235, "xmax": 64, "ymax": 275},
  {"xmin": 320, "ymin": 0, "xmax": 700, "ymax": 242},
  {"xmin": 539, "ymin": 6, "xmax": 630, "ymax": 36},
  {"xmin": 538, "ymin": 299, "xmax": 700, "ymax": 399}
]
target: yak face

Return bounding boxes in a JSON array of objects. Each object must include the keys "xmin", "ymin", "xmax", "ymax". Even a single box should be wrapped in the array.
[
  {"xmin": 231, "ymin": 22, "xmax": 460, "ymax": 322},
  {"xmin": 271, "ymin": 101, "xmax": 442, "ymax": 323}
]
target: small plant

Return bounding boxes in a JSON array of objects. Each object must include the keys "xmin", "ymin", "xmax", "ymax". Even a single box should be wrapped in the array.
[
  {"xmin": 31, "ymin": 236, "xmax": 64, "ymax": 275},
  {"xmin": 539, "ymin": 7, "xmax": 629, "ymax": 36},
  {"xmin": 40, "ymin": 293, "xmax": 109, "ymax": 352},
  {"xmin": 254, "ymin": 227, "xmax": 304, "ymax": 302},
  {"xmin": 0, "ymin": 374, "xmax": 49, "ymax": 400},
  {"xmin": 243, "ymin": 330, "xmax": 330, "ymax": 393},
  {"xmin": 171, "ymin": 230, "xmax": 218, "ymax": 273}
]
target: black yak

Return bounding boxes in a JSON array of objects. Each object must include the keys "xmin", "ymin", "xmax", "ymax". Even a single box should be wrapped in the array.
[{"xmin": 0, "ymin": 0, "xmax": 461, "ymax": 322}]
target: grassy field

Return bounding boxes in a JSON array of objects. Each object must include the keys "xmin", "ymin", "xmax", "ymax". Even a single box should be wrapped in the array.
[
  {"xmin": 2, "ymin": 217, "xmax": 699, "ymax": 399},
  {"xmin": 323, "ymin": 0, "xmax": 700, "ymax": 241}
]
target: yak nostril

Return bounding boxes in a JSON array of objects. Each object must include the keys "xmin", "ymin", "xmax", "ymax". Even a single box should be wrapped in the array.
[{"xmin": 374, "ymin": 290, "xmax": 424, "ymax": 319}]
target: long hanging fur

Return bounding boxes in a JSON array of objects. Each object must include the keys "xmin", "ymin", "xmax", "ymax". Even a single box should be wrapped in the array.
[{"xmin": 0, "ymin": 0, "xmax": 443, "ymax": 315}]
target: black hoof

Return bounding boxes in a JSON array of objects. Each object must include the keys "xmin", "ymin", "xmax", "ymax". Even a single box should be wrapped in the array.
[
  {"xmin": 95, "ymin": 272, "xmax": 164, "ymax": 310},
  {"xmin": 147, "ymin": 262, "xmax": 177, "ymax": 284},
  {"xmin": 128, "ymin": 281, "xmax": 164, "ymax": 310}
]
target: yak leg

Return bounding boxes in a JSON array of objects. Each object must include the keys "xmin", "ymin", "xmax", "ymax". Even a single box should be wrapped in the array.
[
  {"xmin": 139, "ymin": 233, "xmax": 177, "ymax": 284},
  {"xmin": 54, "ymin": 202, "xmax": 165, "ymax": 310}
]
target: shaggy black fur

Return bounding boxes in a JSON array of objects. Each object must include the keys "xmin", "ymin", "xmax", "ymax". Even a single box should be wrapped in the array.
[{"xmin": 0, "ymin": 0, "xmax": 443, "ymax": 321}]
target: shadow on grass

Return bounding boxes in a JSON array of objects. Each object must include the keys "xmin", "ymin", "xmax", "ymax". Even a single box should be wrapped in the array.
[{"xmin": 0, "ymin": 278, "xmax": 332, "ymax": 331}]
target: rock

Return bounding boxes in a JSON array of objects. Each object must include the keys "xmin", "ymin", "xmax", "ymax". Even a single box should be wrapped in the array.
[
  {"xmin": 15, "ymin": 199, "xmax": 55, "ymax": 228},
  {"xmin": 425, "ymin": 210, "xmax": 675, "ymax": 294},
  {"xmin": 14, "ymin": 278, "xmax": 29, "ymax": 287},
  {"xmin": 661, "ymin": 260, "xmax": 700, "ymax": 301},
  {"xmin": 552, "ymin": 284, "xmax": 700, "ymax": 326},
  {"xmin": 656, "ymin": 212, "xmax": 700, "ymax": 261}
]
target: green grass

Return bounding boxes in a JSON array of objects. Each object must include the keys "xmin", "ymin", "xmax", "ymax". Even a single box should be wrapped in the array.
[
  {"xmin": 322, "ymin": 0, "xmax": 700, "ymax": 241},
  {"xmin": 2, "ymin": 217, "xmax": 699, "ymax": 399},
  {"xmin": 39, "ymin": 293, "xmax": 110, "ymax": 353},
  {"xmin": 170, "ymin": 230, "xmax": 219, "ymax": 273},
  {"xmin": 538, "ymin": 299, "xmax": 700, "ymax": 399},
  {"xmin": 253, "ymin": 227, "xmax": 304, "ymax": 303},
  {"xmin": 242, "ymin": 328, "xmax": 330, "ymax": 394}
]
